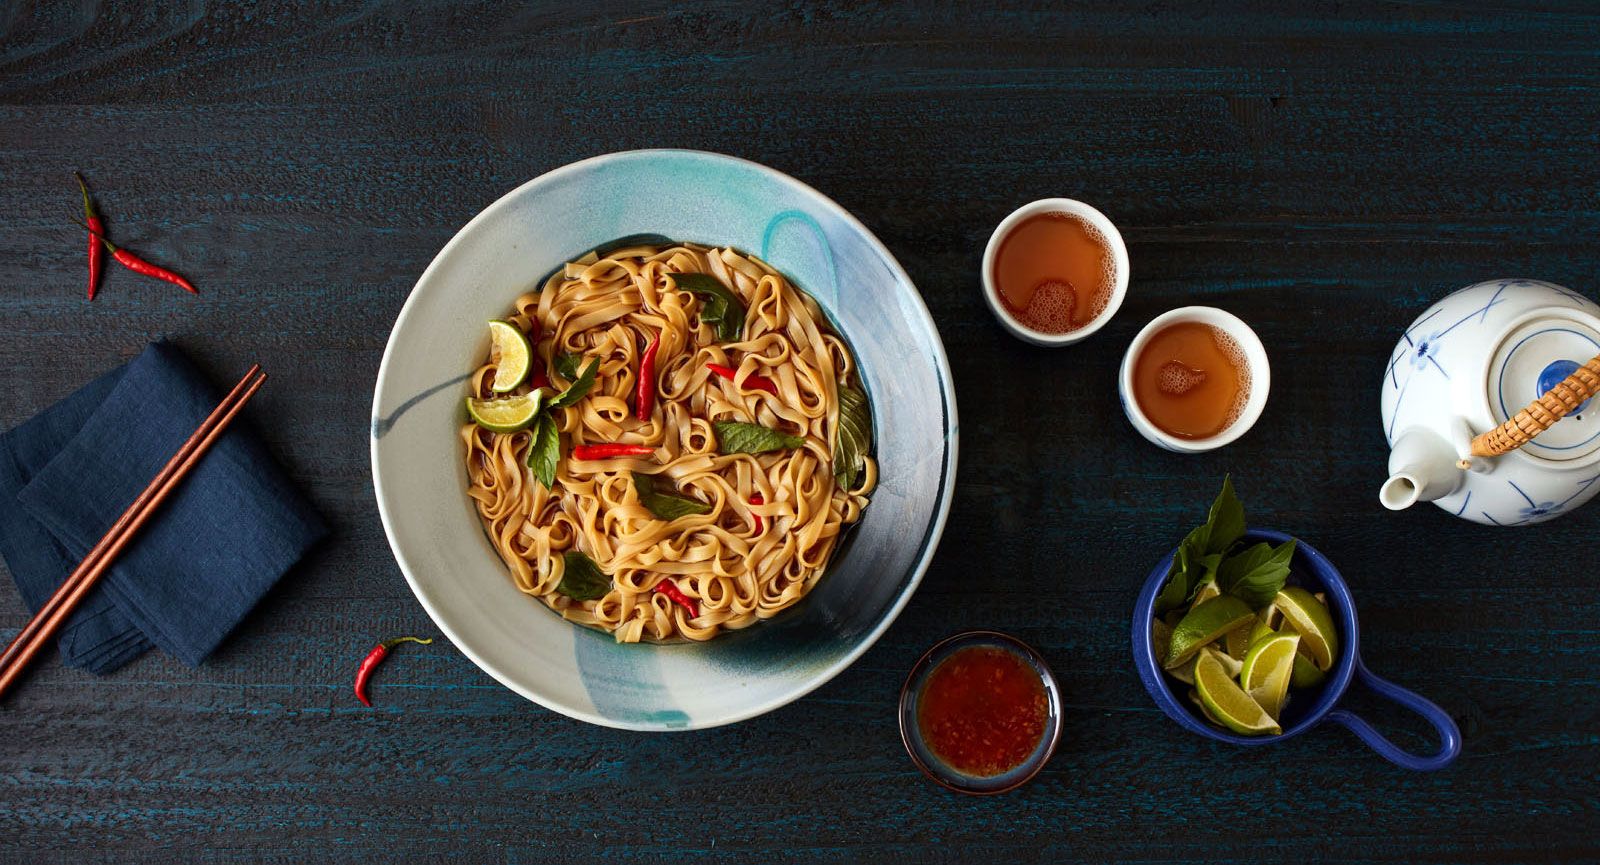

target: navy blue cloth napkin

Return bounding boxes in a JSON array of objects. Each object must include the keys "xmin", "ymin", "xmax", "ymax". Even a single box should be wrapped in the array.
[{"xmin": 0, "ymin": 342, "xmax": 327, "ymax": 673}]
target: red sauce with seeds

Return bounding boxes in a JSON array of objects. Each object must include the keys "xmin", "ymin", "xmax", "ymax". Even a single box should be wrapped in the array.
[{"xmin": 916, "ymin": 645, "xmax": 1049, "ymax": 777}]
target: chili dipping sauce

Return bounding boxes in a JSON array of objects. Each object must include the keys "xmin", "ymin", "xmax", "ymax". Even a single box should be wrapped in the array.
[{"xmin": 916, "ymin": 645, "xmax": 1049, "ymax": 777}]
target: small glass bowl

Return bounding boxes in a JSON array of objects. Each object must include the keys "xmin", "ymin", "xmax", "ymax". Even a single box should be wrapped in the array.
[{"xmin": 898, "ymin": 631, "xmax": 1063, "ymax": 795}]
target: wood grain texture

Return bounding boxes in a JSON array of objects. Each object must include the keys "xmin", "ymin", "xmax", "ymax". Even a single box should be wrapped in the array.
[{"xmin": 3, "ymin": 0, "xmax": 1599, "ymax": 861}]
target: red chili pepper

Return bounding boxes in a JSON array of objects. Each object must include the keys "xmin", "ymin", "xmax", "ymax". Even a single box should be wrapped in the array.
[
  {"xmin": 75, "ymin": 173, "xmax": 104, "ymax": 300},
  {"xmin": 572, "ymin": 443, "xmax": 656, "ymax": 460},
  {"xmin": 654, "ymin": 579, "xmax": 699, "ymax": 618},
  {"xmin": 354, "ymin": 636, "xmax": 434, "ymax": 707},
  {"xmin": 706, "ymin": 363, "xmax": 778, "ymax": 395},
  {"xmin": 69, "ymin": 215, "xmax": 197, "ymax": 295},
  {"xmin": 635, "ymin": 331, "xmax": 661, "ymax": 421},
  {"xmin": 749, "ymin": 494, "xmax": 765, "ymax": 534},
  {"xmin": 526, "ymin": 317, "xmax": 548, "ymax": 389}
]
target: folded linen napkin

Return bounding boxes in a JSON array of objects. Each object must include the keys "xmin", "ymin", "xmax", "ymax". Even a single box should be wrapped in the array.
[{"xmin": 0, "ymin": 342, "xmax": 327, "ymax": 673}]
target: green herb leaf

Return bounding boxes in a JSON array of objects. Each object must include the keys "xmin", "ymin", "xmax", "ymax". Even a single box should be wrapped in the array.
[
  {"xmin": 553, "ymin": 353, "xmax": 583, "ymax": 381},
  {"xmin": 556, "ymin": 551, "xmax": 611, "ymax": 601},
  {"xmin": 1202, "ymin": 475, "xmax": 1246, "ymax": 556},
  {"xmin": 669, "ymin": 272, "xmax": 746, "ymax": 342},
  {"xmin": 632, "ymin": 472, "xmax": 713, "ymax": 520},
  {"xmin": 526, "ymin": 412, "xmax": 560, "ymax": 489},
  {"xmin": 713, "ymin": 421, "xmax": 806, "ymax": 455},
  {"xmin": 833, "ymin": 384, "xmax": 872, "ymax": 492},
  {"xmin": 1216, "ymin": 540, "xmax": 1296, "ymax": 609},
  {"xmin": 549, "ymin": 358, "xmax": 600, "ymax": 409},
  {"xmin": 1153, "ymin": 476, "xmax": 1247, "ymax": 615}
]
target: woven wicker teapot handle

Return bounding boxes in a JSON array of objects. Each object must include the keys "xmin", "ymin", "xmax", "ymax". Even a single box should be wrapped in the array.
[{"xmin": 1467, "ymin": 354, "xmax": 1600, "ymax": 457}]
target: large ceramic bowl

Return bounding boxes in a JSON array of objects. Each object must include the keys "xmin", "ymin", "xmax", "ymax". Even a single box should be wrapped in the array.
[{"xmin": 371, "ymin": 150, "xmax": 958, "ymax": 730}]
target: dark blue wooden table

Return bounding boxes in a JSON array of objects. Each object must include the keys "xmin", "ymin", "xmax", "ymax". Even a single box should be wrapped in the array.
[{"xmin": 3, "ymin": 2, "xmax": 1598, "ymax": 861}]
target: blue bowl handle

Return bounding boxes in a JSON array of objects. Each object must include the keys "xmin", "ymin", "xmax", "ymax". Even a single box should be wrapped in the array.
[{"xmin": 1324, "ymin": 654, "xmax": 1462, "ymax": 771}]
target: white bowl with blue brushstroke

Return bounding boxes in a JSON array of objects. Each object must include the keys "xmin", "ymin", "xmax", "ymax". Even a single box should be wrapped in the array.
[{"xmin": 371, "ymin": 150, "xmax": 958, "ymax": 730}]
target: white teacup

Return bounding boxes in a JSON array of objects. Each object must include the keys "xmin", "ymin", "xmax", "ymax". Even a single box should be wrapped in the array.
[
  {"xmin": 981, "ymin": 198, "xmax": 1129, "ymax": 346},
  {"xmin": 1119, "ymin": 306, "xmax": 1270, "ymax": 452}
]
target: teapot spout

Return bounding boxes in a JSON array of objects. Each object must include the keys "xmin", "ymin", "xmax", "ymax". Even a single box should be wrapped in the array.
[{"xmin": 1381, "ymin": 428, "xmax": 1463, "ymax": 510}]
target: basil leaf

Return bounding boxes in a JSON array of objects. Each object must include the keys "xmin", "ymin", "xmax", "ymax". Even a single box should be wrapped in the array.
[
  {"xmin": 553, "ymin": 353, "xmax": 583, "ymax": 381},
  {"xmin": 632, "ymin": 472, "xmax": 712, "ymax": 520},
  {"xmin": 669, "ymin": 272, "xmax": 746, "ymax": 342},
  {"xmin": 1203, "ymin": 475, "xmax": 1246, "ymax": 557},
  {"xmin": 1156, "ymin": 541, "xmax": 1209, "ymax": 615},
  {"xmin": 1216, "ymin": 540, "xmax": 1296, "ymax": 609},
  {"xmin": 713, "ymin": 421, "xmax": 806, "ymax": 455},
  {"xmin": 833, "ymin": 384, "xmax": 872, "ymax": 492},
  {"xmin": 556, "ymin": 550, "xmax": 611, "ymax": 601},
  {"xmin": 549, "ymin": 358, "xmax": 599, "ymax": 409},
  {"xmin": 526, "ymin": 412, "xmax": 560, "ymax": 489},
  {"xmin": 1153, "ymin": 476, "xmax": 1244, "ymax": 614}
]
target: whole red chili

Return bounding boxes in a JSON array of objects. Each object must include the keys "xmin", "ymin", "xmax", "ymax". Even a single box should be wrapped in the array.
[
  {"xmin": 635, "ymin": 330, "xmax": 661, "ymax": 421},
  {"xmin": 69, "ymin": 216, "xmax": 197, "ymax": 294},
  {"xmin": 354, "ymin": 636, "xmax": 434, "ymax": 707},
  {"xmin": 75, "ymin": 172, "xmax": 104, "ymax": 300},
  {"xmin": 749, "ymin": 493, "xmax": 765, "ymax": 535},
  {"xmin": 654, "ymin": 579, "xmax": 699, "ymax": 618},
  {"xmin": 572, "ymin": 443, "xmax": 655, "ymax": 460},
  {"xmin": 706, "ymin": 363, "xmax": 778, "ymax": 395}
]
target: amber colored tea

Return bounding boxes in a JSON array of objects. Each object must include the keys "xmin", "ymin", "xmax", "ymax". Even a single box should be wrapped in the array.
[
  {"xmin": 991, "ymin": 212, "xmax": 1116, "ymax": 334},
  {"xmin": 1131, "ymin": 322, "xmax": 1251, "ymax": 439}
]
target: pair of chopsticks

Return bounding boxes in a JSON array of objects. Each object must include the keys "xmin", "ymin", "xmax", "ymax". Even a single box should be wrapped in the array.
[{"xmin": 0, "ymin": 365, "xmax": 266, "ymax": 699}]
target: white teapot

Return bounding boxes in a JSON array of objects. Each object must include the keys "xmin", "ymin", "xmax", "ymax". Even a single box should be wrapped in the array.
[{"xmin": 1380, "ymin": 279, "xmax": 1600, "ymax": 525}]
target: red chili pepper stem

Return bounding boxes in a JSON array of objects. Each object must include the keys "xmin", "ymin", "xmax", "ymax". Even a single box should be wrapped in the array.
[
  {"xmin": 354, "ymin": 636, "xmax": 435, "ymax": 707},
  {"xmin": 635, "ymin": 331, "xmax": 661, "ymax": 421},
  {"xmin": 75, "ymin": 173, "xmax": 104, "ymax": 301},
  {"xmin": 67, "ymin": 215, "xmax": 198, "ymax": 295}
]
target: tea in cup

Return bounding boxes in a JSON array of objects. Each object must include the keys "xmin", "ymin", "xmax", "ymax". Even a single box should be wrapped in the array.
[{"xmin": 1120, "ymin": 306, "xmax": 1270, "ymax": 452}]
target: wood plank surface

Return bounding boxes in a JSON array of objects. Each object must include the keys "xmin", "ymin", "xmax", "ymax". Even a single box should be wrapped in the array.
[{"xmin": 2, "ymin": 1, "xmax": 1598, "ymax": 861}]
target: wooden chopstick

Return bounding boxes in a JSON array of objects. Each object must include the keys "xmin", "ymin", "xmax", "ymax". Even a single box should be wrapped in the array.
[
  {"xmin": 0, "ymin": 366, "xmax": 267, "ymax": 699},
  {"xmin": 0, "ymin": 364, "xmax": 264, "ymax": 674}
]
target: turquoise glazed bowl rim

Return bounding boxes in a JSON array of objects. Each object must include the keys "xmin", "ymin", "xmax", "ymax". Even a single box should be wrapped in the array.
[
  {"xmin": 898, "ymin": 631, "xmax": 1063, "ymax": 795},
  {"xmin": 371, "ymin": 150, "xmax": 959, "ymax": 730}
]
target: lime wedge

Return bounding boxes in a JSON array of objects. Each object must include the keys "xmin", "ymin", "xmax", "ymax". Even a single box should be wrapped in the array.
[
  {"xmin": 1225, "ymin": 624, "xmax": 1252, "ymax": 660},
  {"xmin": 1209, "ymin": 646, "xmax": 1243, "ymax": 679},
  {"xmin": 1273, "ymin": 586, "xmax": 1339, "ymax": 671},
  {"xmin": 1188, "ymin": 688, "xmax": 1224, "ymax": 726},
  {"xmin": 1290, "ymin": 652, "xmax": 1327, "ymax": 689},
  {"xmin": 1168, "ymin": 655, "xmax": 1197, "ymax": 685},
  {"xmin": 1192, "ymin": 579, "xmax": 1221, "ymax": 606},
  {"xmin": 1249, "ymin": 617, "xmax": 1276, "ymax": 645},
  {"xmin": 1240, "ymin": 632, "xmax": 1299, "ymax": 720},
  {"xmin": 1195, "ymin": 648, "xmax": 1282, "ymax": 736},
  {"xmin": 467, "ymin": 391, "xmax": 544, "ymax": 433},
  {"xmin": 1164, "ymin": 596, "xmax": 1254, "ymax": 668},
  {"xmin": 488, "ymin": 320, "xmax": 533, "ymax": 393}
]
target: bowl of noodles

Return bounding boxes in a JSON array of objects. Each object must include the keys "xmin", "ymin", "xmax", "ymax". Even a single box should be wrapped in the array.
[{"xmin": 371, "ymin": 150, "xmax": 957, "ymax": 730}]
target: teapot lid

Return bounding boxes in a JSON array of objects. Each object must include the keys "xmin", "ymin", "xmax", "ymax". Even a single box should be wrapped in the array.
[{"xmin": 1489, "ymin": 317, "xmax": 1600, "ymax": 460}]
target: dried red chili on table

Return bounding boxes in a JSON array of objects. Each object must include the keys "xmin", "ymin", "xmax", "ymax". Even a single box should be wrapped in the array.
[
  {"xmin": 635, "ymin": 331, "xmax": 661, "ymax": 420},
  {"xmin": 74, "ymin": 172, "xmax": 104, "ymax": 300},
  {"xmin": 654, "ymin": 579, "xmax": 699, "ymax": 618},
  {"xmin": 572, "ymin": 443, "xmax": 655, "ymax": 460},
  {"xmin": 706, "ymin": 363, "xmax": 778, "ymax": 395},
  {"xmin": 354, "ymin": 636, "xmax": 434, "ymax": 707},
  {"xmin": 69, "ymin": 216, "xmax": 197, "ymax": 294}
]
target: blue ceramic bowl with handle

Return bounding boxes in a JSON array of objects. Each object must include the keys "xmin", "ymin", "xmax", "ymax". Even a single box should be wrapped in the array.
[{"xmin": 1131, "ymin": 529, "xmax": 1461, "ymax": 770}]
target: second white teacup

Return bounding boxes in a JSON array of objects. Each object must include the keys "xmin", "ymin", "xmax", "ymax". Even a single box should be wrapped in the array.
[{"xmin": 1119, "ymin": 306, "xmax": 1270, "ymax": 452}]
